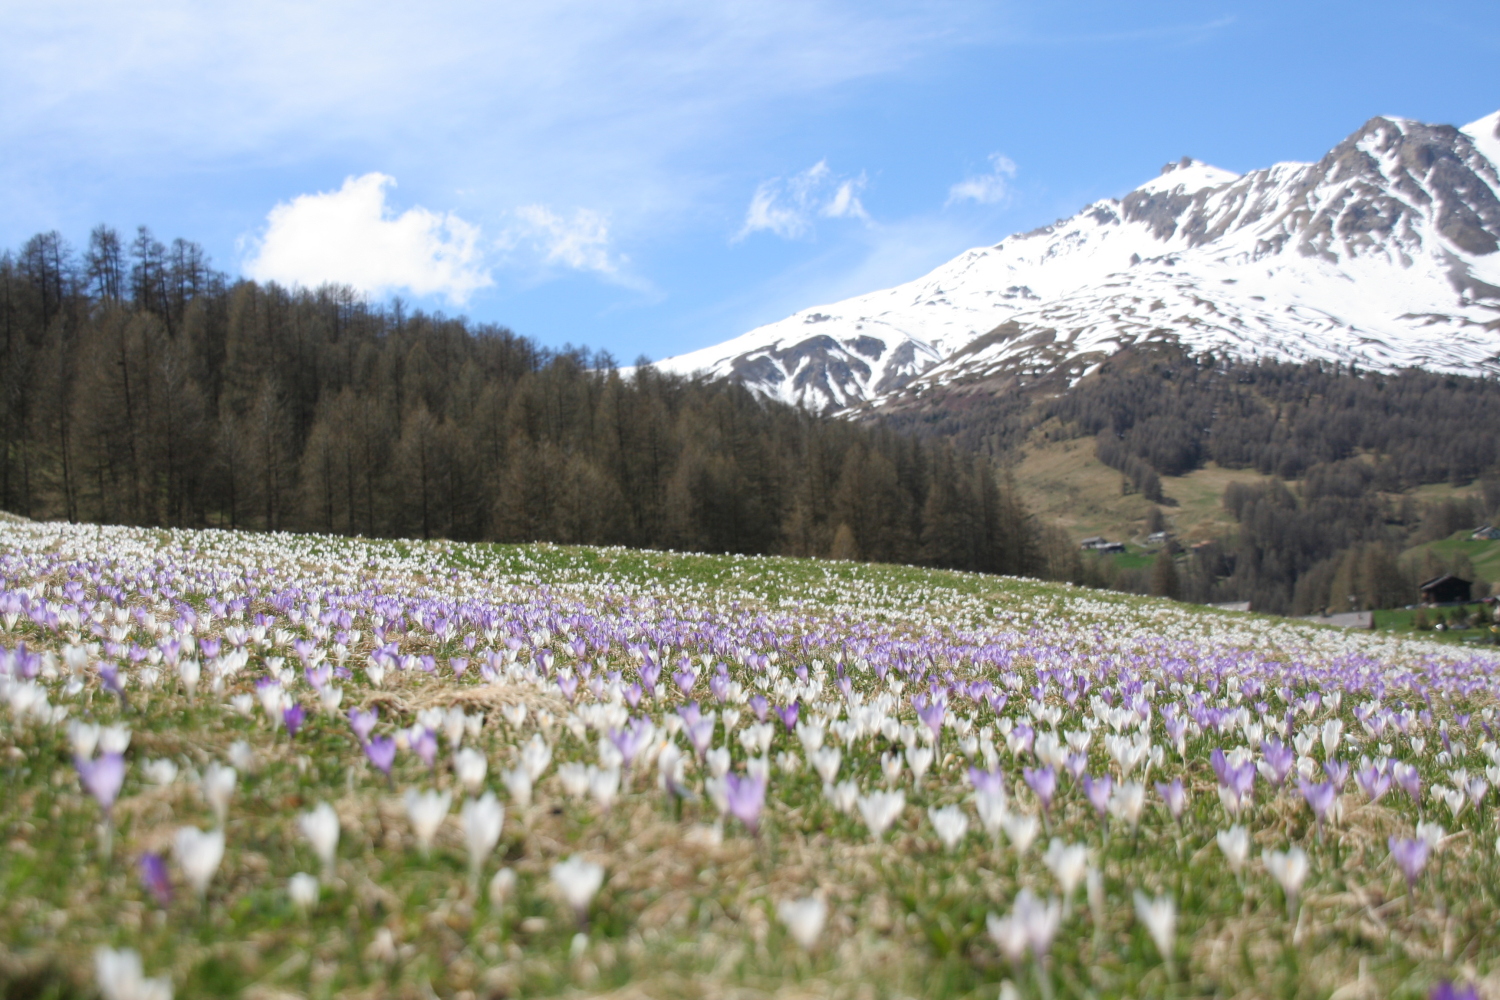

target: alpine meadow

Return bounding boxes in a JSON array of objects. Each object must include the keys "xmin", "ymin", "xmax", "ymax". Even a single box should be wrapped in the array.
[{"xmin": 5, "ymin": 5, "xmax": 1500, "ymax": 998}]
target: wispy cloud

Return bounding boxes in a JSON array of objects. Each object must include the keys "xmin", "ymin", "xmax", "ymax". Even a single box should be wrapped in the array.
[
  {"xmin": 498, "ymin": 205, "xmax": 654, "ymax": 292},
  {"xmin": 947, "ymin": 153, "xmax": 1018, "ymax": 206},
  {"xmin": 737, "ymin": 161, "xmax": 870, "ymax": 241},
  {"xmin": 241, "ymin": 174, "xmax": 490, "ymax": 304}
]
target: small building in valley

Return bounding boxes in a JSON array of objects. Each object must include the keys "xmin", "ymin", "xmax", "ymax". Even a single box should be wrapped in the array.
[
  {"xmin": 1419, "ymin": 574, "xmax": 1472, "ymax": 605},
  {"xmin": 1472, "ymin": 525, "xmax": 1500, "ymax": 541}
]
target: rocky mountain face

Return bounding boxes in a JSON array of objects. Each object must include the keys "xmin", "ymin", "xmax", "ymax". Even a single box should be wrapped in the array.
[{"xmin": 653, "ymin": 111, "xmax": 1500, "ymax": 414}]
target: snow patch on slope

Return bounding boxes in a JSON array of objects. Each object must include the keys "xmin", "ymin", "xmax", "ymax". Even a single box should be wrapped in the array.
[{"xmin": 654, "ymin": 112, "xmax": 1500, "ymax": 413}]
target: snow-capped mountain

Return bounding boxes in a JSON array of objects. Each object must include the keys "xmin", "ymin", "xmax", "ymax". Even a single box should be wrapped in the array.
[{"xmin": 654, "ymin": 111, "xmax": 1500, "ymax": 413}]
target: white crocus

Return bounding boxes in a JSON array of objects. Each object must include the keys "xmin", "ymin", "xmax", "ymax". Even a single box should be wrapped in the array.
[
  {"xmin": 462, "ymin": 792, "xmax": 506, "ymax": 887},
  {"xmin": 810, "ymin": 746, "xmax": 842, "ymax": 785},
  {"xmin": 906, "ymin": 745, "xmax": 934, "ymax": 785},
  {"xmin": 200, "ymin": 763, "xmax": 237, "ymax": 827},
  {"xmin": 551, "ymin": 855, "xmax": 605, "ymax": 922},
  {"xmin": 928, "ymin": 805, "xmax": 970, "ymax": 849},
  {"xmin": 453, "ymin": 747, "xmax": 488, "ymax": 794},
  {"xmin": 489, "ymin": 867, "xmax": 517, "ymax": 907},
  {"xmin": 1001, "ymin": 812, "xmax": 1040, "ymax": 855},
  {"xmin": 95, "ymin": 946, "xmax": 172, "ymax": 1000},
  {"xmin": 1216, "ymin": 826, "xmax": 1249, "ymax": 874},
  {"xmin": 777, "ymin": 895, "xmax": 828, "ymax": 950},
  {"xmin": 501, "ymin": 765, "xmax": 533, "ymax": 810},
  {"xmin": 1321, "ymin": 718, "xmax": 1343, "ymax": 757},
  {"xmin": 1109, "ymin": 781, "xmax": 1146, "ymax": 830},
  {"xmin": 404, "ymin": 788, "xmax": 452, "ymax": 854},
  {"xmin": 1133, "ymin": 890, "xmax": 1176, "ymax": 969},
  {"xmin": 1263, "ymin": 847, "xmax": 1309, "ymax": 907},
  {"xmin": 99, "ymin": 724, "xmax": 132, "ymax": 755},
  {"xmin": 521, "ymin": 734, "xmax": 552, "ymax": 781},
  {"xmin": 1043, "ymin": 839, "xmax": 1089, "ymax": 906},
  {"xmin": 288, "ymin": 872, "xmax": 319, "ymax": 911},
  {"xmin": 143, "ymin": 759, "xmax": 178, "ymax": 786},
  {"xmin": 706, "ymin": 747, "xmax": 731, "ymax": 778},
  {"xmin": 299, "ymin": 802, "xmax": 340, "ymax": 878},
  {"xmin": 857, "ymin": 789, "xmax": 905, "ymax": 840},
  {"xmin": 174, "ymin": 826, "xmax": 225, "ymax": 899}
]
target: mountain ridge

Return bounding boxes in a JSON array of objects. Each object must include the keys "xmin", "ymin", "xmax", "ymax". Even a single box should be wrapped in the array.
[{"xmin": 653, "ymin": 111, "xmax": 1500, "ymax": 414}]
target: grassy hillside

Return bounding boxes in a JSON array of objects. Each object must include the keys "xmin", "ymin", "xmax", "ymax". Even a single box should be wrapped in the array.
[
  {"xmin": 1, "ymin": 522, "xmax": 1499, "ymax": 999},
  {"xmin": 1011, "ymin": 434, "xmax": 1272, "ymax": 545}
]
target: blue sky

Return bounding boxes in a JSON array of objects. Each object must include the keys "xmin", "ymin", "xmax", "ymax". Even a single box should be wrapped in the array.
[{"xmin": 3, "ymin": 0, "xmax": 1497, "ymax": 363}]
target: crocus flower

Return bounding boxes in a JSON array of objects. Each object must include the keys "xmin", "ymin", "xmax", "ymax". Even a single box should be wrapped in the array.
[
  {"xmin": 551, "ymin": 855, "xmax": 605, "ymax": 924},
  {"xmin": 928, "ymin": 805, "xmax": 969, "ymax": 849},
  {"xmin": 288, "ymin": 872, "xmax": 319, "ymax": 911},
  {"xmin": 174, "ymin": 826, "xmax": 225, "ymax": 899},
  {"xmin": 857, "ymin": 789, "xmax": 906, "ymax": 840},
  {"xmin": 95, "ymin": 946, "xmax": 172, "ymax": 1000},
  {"xmin": 1083, "ymin": 774, "xmax": 1113, "ymax": 817},
  {"xmin": 1264, "ymin": 846, "xmax": 1309, "ymax": 912},
  {"xmin": 725, "ymin": 772, "xmax": 768, "ymax": 833},
  {"xmin": 282, "ymin": 703, "xmax": 305, "ymax": 737},
  {"xmin": 365, "ymin": 737, "xmax": 397, "ymax": 776},
  {"xmin": 1023, "ymin": 766, "xmax": 1057, "ymax": 812},
  {"xmin": 1155, "ymin": 778, "xmax": 1187, "ymax": 821},
  {"xmin": 462, "ymin": 792, "xmax": 505, "ymax": 887},
  {"xmin": 1429, "ymin": 982, "xmax": 1480, "ymax": 1000},
  {"xmin": 1356, "ymin": 764, "xmax": 1391, "ymax": 803},
  {"xmin": 138, "ymin": 852, "xmax": 172, "ymax": 907},
  {"xmin": 1388, "ymin": 836, "xmax": 1429, "ymax": 890},
  {"xmin": 403, "ymin": 788, "xmax": 452, "ymax": 854},
  {"xmin": 776, "ymin": 701, "xmax": 800, "ymax": 731},
  {"xmin": 299, "ymin": 802, "xmax": 340, "ymax": 877},
  {"xmin": 777, "ymin": 895, "xmax": 828, "ymax": 950},
  {"xmin": 1216, "ymin": 826, "xmax": 1249, "ymax": 873},
  {"xmin": 76, "ymin": 752, "xmax": 127, "ymax": 816},
  {"xmin": 1133, "ymin": 890, "xmax": 1176, "ymax": 971},
  {"xmin": 1299, "ymin": 779, "xmax": 1337, "ymax": 827}
]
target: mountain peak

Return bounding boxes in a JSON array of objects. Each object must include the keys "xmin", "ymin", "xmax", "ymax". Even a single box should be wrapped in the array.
[
  {"xmin": 654, "ymin": 111, "xmax": 1500, "ymax": 414},
  {"xmin": 1133, "ymin": 157, "xmax": 1240, "ymax": 196}
]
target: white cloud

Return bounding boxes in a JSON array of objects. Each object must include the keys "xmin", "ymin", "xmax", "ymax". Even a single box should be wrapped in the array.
[
  {"xmin": 737, "ymin": 161, "xmax": 869, "ymax": 241},
  {"xmin": 503, "ymin": 205, "xmax": 620, "ymax": 276},
  {"xmin": 242, "ymin": 173, "xmax": 491, "ymax": 304},
  {"xmin": 947, "ymin": 153, "xmax": 1018, "ymax": 206}
]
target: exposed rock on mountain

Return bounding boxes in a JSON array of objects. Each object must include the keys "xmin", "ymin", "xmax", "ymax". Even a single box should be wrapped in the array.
[{"xmin": 655, "ymin": 111, "xmax": 1500, "ymax": 414}]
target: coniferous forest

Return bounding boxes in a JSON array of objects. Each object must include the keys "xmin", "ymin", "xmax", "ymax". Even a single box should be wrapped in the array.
[
  {"xmin": 11, "ymin": 225, "xmax": 1500, "ymax": 614},
  {"xmin": 0, "ymin": 227, "xmax": 1038, "ymax": 576}
]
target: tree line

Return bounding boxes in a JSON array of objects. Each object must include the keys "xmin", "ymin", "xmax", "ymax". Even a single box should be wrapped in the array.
[{"xmin": 0, "ymin": 226, "xmax": 1039, "ymax": 576}]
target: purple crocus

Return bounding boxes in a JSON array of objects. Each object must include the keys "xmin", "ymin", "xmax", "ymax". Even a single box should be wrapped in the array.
[
  {"xmin": 916, "ymin": 700, "xmax": 946, "ymax": 743},
  {"xmin": 412, "ymin": 727, "xmax": 438, "ymax": 768},
  {"xmin": 1429, "ymin": 982, "xmax": 1480, "ymax": 1000},
  {"xmin": 1393, "ymin": 763, "xmax": 1422, "ymax": 804},
  {"xmin": 1299, "ymin": 779, "xmax": 1337, "ymax": 826},
  {"xmin": 609, "ymin": 717, "xmax": 654, "ymax": 770},
  {"xmin": 1388, "ymin": 836, "xmax": 1429, "ymax": 889},
  {"xmin": 673, "ymin": 669, "xmax": 696, "ymax": 696},
  {"xmin": 365, "ymin": 736, "xmax": 397, "ymax": 776},
  {"xmin": 968, "ymin": 766, "xmax": 1006, "ymax": 797},
  {"xmin": 348, "ymin": 707, "xmax": 378, "ymax": 742},
  {"xmin": 748, "ymin": 694, "xmax": 769, "ymax": 721},
  {"xmin": 76, "ymin": 752, "xmax": 126, "ymax": 815},
  {"xmin": 1023, "ymin": 766, "xmax": 1057, "ymax": 812},
  {"xmin": 138, "ymin": 852, "xmax": 172, "ymax": 906},
  {"xmin": 1258, "ymin": 737, "xmax": 1295, "ymax": 787},
  {"xmin": 1083, "ymin": 774, "xmax": 1113, "ymax": 818},
  {"xmin": 775, "ymin": 702, "xmax": 800, "ymax": 732},
  {"xmin": 724, "ymin": 772, "xmax": 767, "ymax": 833},
  {"xmin": 1355, "ymin": 764, "xmax": 1391, "ymax": 803},
  {"xmin": 679, "ymin": 702, "xmax": 716, "ymax": 757},
  {"xmin": 1064, "ymin": 752, "xmax": 1089, "ymax": 780},
  {"xmin": 283, "ymin": 703, "xmax": 305, "ymax": 738},
  {"xmin": 1155, "ymin": 778, "xmax": 1187, "ymax": 820},
  {"xmin": 556, "ymin": 674, "xmax": 579, "ymax": 702}
]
